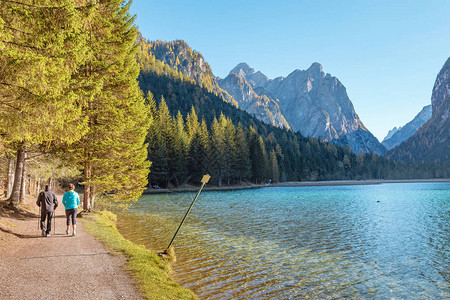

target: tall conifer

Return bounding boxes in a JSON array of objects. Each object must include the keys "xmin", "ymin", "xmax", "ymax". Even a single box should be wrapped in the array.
[
  {"xmin": 186, "ymin": 106, "xmax": 200, "ymax": 142},
  {"xmin": 234, "ymin": 122, "xmax": 251, "ymax": 183},
  {"xmin": 269, "ymin": 149, "xmax": 280, "ymax": 183},
  {"xmin": 221, "ymin": 115, "xmax": 236, "ymax": 185},
  {"xmin": 72, "ymin": 0, "xmax": 150, "ymax": 209},
  {"xmin": 210, "ymin": 116, "xmax": 225, "ymax": 186},
  {"xmin": 249, "ymin": 127, "xmax": 268, "ymax": 184},
  {"xmin": 172, "ymin": 111, "xmax": 188, "ymax": 185}
]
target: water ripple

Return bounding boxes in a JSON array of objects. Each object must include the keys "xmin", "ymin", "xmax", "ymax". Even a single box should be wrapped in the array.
[{"xmin": 117, "ymin": 182, "xmax": 450, "ymax": 299}]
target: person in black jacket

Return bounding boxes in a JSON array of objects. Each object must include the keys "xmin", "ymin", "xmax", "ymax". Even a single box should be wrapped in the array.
[{"xmin": 36, "ymin": 185, "xmax": 58, "ymax": 237}]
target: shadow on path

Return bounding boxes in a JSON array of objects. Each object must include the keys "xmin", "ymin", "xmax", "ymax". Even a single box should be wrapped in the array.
[
  {"xmin": 0, "ymin": 226, "xmax": 41, "ymax": 239},
  {"xmin": 20, "ymin": 252, "xmax": 110, "ymax": 260},
  {"xmin": 0, "ymin": 200, "xmax": 38, "ymax": 220}
]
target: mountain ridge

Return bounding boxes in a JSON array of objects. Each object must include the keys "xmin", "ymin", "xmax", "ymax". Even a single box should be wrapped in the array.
[
  {"xmin": 382, "ymin": 105, "xmax": 432, "ymax": 150},
  {"xmin": 222, "ymin": 62, "xmax": 385, "ymax": 155},
  {"xmin": 217, "ymin": 73, "xmax": 290, "ymax": 129},
  {"xmin": 139, "ymin": 38, "xmax": 238, "ymax": 107}
]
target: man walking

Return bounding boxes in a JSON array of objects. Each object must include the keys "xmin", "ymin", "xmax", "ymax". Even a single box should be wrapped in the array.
[{"xmin": 36, "ymin": 185, "xmax": 58, "ymax": 237}]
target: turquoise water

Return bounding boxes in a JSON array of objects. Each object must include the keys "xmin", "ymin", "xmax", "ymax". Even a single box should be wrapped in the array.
[{"xmin": 117, "ymin": 182, "xmax": 450, "ymax": 299}]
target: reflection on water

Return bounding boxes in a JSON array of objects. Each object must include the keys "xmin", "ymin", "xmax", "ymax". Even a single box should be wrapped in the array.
[{"xmin": 117, "ymin": 183, "xmax": 450, "ymax": 299}]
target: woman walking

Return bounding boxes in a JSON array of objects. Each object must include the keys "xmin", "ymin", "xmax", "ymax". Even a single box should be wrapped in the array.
[{"xmin": 62, "ymin": 184, "xmax": 80, "ymax": 236}]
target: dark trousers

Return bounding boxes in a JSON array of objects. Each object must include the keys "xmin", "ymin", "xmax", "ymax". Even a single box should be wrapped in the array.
[
  {"xmin": 65, "ymin": 208, "xmax": 78, "ymax": 225},
  {"xmin": 40, "ymin": 211, "xmax": 53, "ymax": 234}
]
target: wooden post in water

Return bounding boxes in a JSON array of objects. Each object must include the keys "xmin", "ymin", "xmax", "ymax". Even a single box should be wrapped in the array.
[{"xmin": 161, "ymin": 174, "xmax": 211, "ymax": 255}]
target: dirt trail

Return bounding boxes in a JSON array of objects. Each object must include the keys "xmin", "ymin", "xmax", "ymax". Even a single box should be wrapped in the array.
[{"xmin": 0, "ymin": 199, "xmax": 143, "ymax": 299}]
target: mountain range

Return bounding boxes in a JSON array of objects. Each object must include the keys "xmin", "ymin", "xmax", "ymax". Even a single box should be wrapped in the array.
[
  {"xmin": 138, "ymin": 36, "xmax": 448, "ymax": 162},
  {"xmin": 141, "ymin": 39, "xmax": 385, "ymax": 154},
  {"xmin": 219, "ymin": 62, "xmax": 386, "ymax": 155}
]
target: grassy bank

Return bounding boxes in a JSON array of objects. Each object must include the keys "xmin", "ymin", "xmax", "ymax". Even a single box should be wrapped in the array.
[{"xmin": 81, "ymin": 211, "xmax": 197, "ymax": 300}]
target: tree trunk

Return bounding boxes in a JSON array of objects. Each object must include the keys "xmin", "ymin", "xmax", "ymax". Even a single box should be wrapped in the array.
[
  {"xmin": 29, "ymin": 176, "xmax": 34, "ymax": 196},
  {"xmin": 6, "ymin": 157, "xmax": 15, "ymax": 198},
  {"xmin": 8, "ymin": 145, "xmax": 27, "ymax": 207},
  {"xmin": 28, "ymin": 175, "xmax": 32, "ymax": 195},
  {"xmin": 19, "ymin": 150, "xmax": 27, "ymax": 204},
  {"xmin": 48, "ymin": 174, "xmax": 56, "ymax": 193},
  {"xmin": 83, "ymin": 161, "xmax": 91, "ymax": 211},
  {"xmin": 90, "ymin": 186, "xmax": 95, "ymax": 210}
]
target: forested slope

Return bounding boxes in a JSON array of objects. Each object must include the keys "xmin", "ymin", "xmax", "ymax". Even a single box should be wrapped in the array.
[{"xmin": 136, "ymin": 39, "xmax": 449, "ymax": 187}]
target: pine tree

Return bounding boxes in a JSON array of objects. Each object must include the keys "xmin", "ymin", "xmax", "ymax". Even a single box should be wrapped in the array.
[
  {"xmin": 210, "ymin": 116, "xmax": 225, "ymax": 186},
  {"xmin": 248, "ymin": 127, "xmax": 268, "ymax": 184},
  {"xmin": 187, "ymin": 118, "xmax": 210, "ymax": 183},
  {"xmin": 158, "ymin": 96, "xmax": 176, "ymax": 186},
  {"xmin": 71, "ymin": 0, "xmax": 150, "ymax": 209},
  {"xmin": 234, "ymin": 122, "xmax": 251, "ymax": 183},
  {"xmin": 171, "ymin": 111, "xmax": 189, "ymax": 186},
  {"xmin": 221, "ymin": 115, "xmax": 236, "ymax": 185},
  {"xmin": 269, "ymin": 149, "xmax": 280, "ymax": 183},
  {"xmin": 186, "ymin": 106, "xmax": 200, "ymax": 142},
  {"xmin": 146, "ymin": 92, "xmax": 164, "ymax": 187},
  {"xmin": 199, "ymin": 118, "xmax": 211, "ymax": 176},
  {"xmin": 275, "ymin": 144, "xmax": 286, "ymax": 182}
]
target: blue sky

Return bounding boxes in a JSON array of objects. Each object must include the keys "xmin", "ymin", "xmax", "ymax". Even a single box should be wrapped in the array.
[{"xmin": 130, "ymin": 0, "xmax": 450, "ymax": 141}]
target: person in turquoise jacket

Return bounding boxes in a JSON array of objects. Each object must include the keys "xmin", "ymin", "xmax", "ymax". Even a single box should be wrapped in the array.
[{"xmin": 62, "ymin": 183, "xmax": 80, "ymax": 236}]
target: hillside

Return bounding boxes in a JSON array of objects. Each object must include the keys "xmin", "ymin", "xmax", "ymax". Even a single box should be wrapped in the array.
[
  {"xmin": 387, "ymin": 57, "xmax": 450, "ymax": 163},
  {"xmin": 138, "ymin": 37, "xmax": 237, "ymax": 107}
]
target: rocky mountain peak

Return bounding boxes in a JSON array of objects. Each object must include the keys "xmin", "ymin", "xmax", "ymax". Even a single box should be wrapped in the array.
[
  {"xmin": 431, "ymin": 57, "xmax": 450, "ymax": 118},
  {"xmin": 141, "ymin": 39, "xmax": 238, "ymax": 106},
  {"xmin": 382, "ymin": 127, "xmax": 400, "ymax": 142},
  {"xmin": 230, "ymin": 63, "xmax": 270, "ymax": 88},
  {"xmin": 307, "ymin": 62, "xmax": 324, "ymax": 78},
  {"xmin": 230, "ymin": 62, "xmax": 255, "ymax": 78},
  {"xmin": 218, "ymin": 73, "xmax": 290, "ymax": 129}
]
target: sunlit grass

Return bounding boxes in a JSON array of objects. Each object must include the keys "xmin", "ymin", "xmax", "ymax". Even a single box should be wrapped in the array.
[{"xmin": 81, "ymin": 211, "xmax": 197, "ymax": 300}]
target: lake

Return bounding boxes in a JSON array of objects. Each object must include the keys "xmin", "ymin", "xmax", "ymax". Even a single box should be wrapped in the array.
[{"xmin": 117, "ymin": 182, "xmax": 449, "ymax": 299}]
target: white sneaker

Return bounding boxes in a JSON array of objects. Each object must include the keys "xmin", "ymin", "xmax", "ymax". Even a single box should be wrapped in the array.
[
  {"xmin": 66, "ymin": 230, "xmax": 69, "ymax": 235},
  {"xmin": 72, "ymin": 231, "xmax": 76, "ymax": 236}
]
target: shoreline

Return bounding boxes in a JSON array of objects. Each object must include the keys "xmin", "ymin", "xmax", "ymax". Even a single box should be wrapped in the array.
[{"xmin": 143, "ymin": 178, "xmax": 450, "ymax": 194}]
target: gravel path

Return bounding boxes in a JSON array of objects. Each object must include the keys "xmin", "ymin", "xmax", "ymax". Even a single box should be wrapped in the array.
[{"xmin": 0, "ymin": 204, "xmax": 143, "ymax": 299}]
